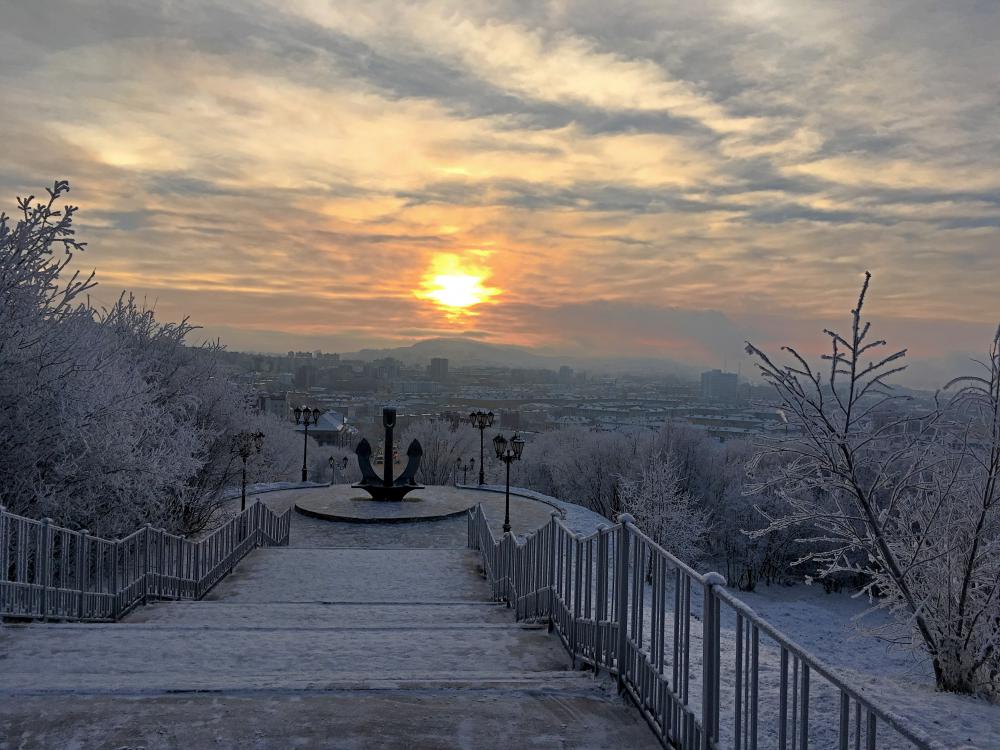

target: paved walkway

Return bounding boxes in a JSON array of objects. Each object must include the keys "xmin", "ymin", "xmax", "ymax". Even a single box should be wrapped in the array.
[{"xmin": 0, "ymin": 488, "xmax": 657, "ymax": 749}]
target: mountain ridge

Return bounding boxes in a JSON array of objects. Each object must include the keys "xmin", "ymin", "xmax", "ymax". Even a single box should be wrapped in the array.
[{"xmin": 340, "ymin": 337, "xmax": 700, "ymax": 378}]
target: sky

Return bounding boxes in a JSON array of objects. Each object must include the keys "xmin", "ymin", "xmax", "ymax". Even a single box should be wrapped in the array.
[{"xmin": 1, "ymin": 1, "xmax": 998, "ymax": 381}]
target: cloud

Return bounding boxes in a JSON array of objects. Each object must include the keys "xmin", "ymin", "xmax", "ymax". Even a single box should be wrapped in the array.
[{"xmin": 0, "ymin": 0, "xmax": 997, "ymax": 363}]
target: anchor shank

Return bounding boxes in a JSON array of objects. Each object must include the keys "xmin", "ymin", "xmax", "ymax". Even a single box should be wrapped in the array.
[
  {"xmin": 381, "ymin": 407, "xmax": 397, "ymax": 488},
  {"xmin": 383, "ymin": 423, "xmax": 393, "ymax": 487}
]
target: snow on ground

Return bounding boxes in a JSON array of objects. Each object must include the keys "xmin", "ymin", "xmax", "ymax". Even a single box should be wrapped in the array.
[
  {"xmin": 478, "ymin": 485, "xmax": 1000, "ymax": 749},
  {"xmin": 223, "ymin": 480, "xmax": 325, "ymax": 499},
  {"xmin": 463, "ymin": 484, "xmax": 610, "ymax": 536},
  {"xmin": 732, "ymin": 584, "xmax": 997, "ymax": 749}
]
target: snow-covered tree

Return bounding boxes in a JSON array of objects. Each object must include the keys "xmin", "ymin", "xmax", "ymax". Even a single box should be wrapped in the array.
[
  {"xmin": 618, "ymin": 451, "xmax": 710, "ymax": 566},
  {"xmin": 523, "ymin": 426, "xmax": 650, "ymax": 518},
  {"xmin": 744, "ymin": 272, "xmax": 999, "ymax": 696},
  {"xmin": 0, "ymin": 182, "xmax": 301, "ymax": 537},
  {"xmin": 928, "ymin": 327, "xmax": 1000, "ymax": 696}
]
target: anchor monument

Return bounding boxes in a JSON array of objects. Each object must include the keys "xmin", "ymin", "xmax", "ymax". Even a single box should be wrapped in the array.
[{"xmin": 353, "ymin": 407, "xmax": 424, "ymax": 501}]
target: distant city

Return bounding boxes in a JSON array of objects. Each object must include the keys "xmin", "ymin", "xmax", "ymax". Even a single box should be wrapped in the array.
[{"xmin": 226, "ymin": 346, "xmax": 794, "ymax": 446}]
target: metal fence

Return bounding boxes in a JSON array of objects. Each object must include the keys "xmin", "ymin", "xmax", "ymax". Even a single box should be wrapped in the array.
[
  {"xmin": 468, "ymin": 505, "xmax": 946, "ymax": 750},
  {"xmin": 1, "ymin": 501, "xmax": 290, "ymax": 622}
]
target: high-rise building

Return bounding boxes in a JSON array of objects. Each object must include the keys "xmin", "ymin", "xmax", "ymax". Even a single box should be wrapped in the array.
[
  {"xmin": 428, "ymin": 357, "xmax": 449, "ymax": 381},
  {"xmin": 700, "ymin": 369, "xmax": 740, "ymax": 403},
  {"xmin": 295, "ymin": 363, "xmax": 317, "ymax": 389}
]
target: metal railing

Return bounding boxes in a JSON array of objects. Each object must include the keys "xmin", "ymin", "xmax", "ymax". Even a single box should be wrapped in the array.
[
  {"xmin": 468, "ymin": 505, "xmax": 946, "ymax": 750},
  {"xmin": 1, "ymin": 501, "xmax": 290, "ymax": 622}
]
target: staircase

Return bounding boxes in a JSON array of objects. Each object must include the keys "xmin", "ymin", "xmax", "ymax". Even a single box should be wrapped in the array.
[{"xmin": 1, "ymin": 543, "xmax": 658, "ymax": 748}]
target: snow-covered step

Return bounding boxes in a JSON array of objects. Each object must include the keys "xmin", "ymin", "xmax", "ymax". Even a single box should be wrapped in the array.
[
  {"xmin": 0, "ymin": 621, "xmax": 571, "ymax": 693},
  {"xmin": 128, "ymin": 600, "xmax": 516, "ymax": 626},
  {"xmin": 3, "ymin": 688, "xmax": 660, "ymax": 749},
  {"xmin": 210, "ymin": 547, "xmax": 490, "ymax": 602},
  {"xmin": 1, "ymin": 669, "xmax": 599, "ymax": 695},
  {"xmin": 0, "ymin": 507, "xmax": 662, "ymax": 748}
]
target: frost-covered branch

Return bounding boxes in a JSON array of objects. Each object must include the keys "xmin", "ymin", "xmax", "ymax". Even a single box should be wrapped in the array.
[{"xmin": 744, "ymin": 272, "xmax": 1000, "ymax": 697}]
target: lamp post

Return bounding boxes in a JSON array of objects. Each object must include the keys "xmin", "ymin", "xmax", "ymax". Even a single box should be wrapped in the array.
[
  {"xmin": 469, "ymin": 410, "xmax": 495, "ymax": 485},
  {"xmin": 329, "ymin": 455, "xmax": 349, "ymax": 486},
  {"xmin": 456, "ymin": 457, "xmax": 475, "ymax": 485},
  {"xmin": 233, "ymin": 430, "xmax": 265, "ymax": 511},
  {"xmin": 493, "ymin": 432, "xmax": 525, "ymax": 534},
  {"xmin": 294, "ymin": 405, "xmax": 322, "ymax": 482}
]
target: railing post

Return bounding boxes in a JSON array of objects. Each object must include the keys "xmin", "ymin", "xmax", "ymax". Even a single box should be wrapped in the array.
[
  {"xmin": 178, "ymin": 535, "xmax": 186, "ymax": 597},
  {"xmin": 157, "ymin": 528, "xmax": 166, "ymax": 599},
  {"xmin": 39, "ymin": 518, "xmax": 52, "ymax": 620},
  {"xmin": 77, "ymin": 530, "xmax": 89, "ymax": 619},
  {"xmin": 547, "ymin": 516, "xmax": 557, "ymax": 631},
  {"xmin": 503, "ymin": 531, "xmax": 512, "ymax": 606},
  {"xmin": 193, "ymin": 542, "xmax": 201, "ymax": 597},
  {"xmin": 615, "ymin": 513, "xmax": 634, "ymax": 694},
  {"xmin": 595, "ymin": 523, "xmax": 609, "ymax": 670},
  {"xmin": 0, "ymin": 505, "xmax": 6, "ymax": 561},
  {"xmin": 0, "ymin": 506, "xmax": 7, "ymax": 614},
  {"xmin": 143, "ymin": 523, "xmax": 153, "ymax": 604},
  {"xmin": 702, "ymin": 571, "xmax": 726, "ymax": 750},
  {"xmin": 111, "ymin": 539, "xmax": 120, "ymax": 619}
]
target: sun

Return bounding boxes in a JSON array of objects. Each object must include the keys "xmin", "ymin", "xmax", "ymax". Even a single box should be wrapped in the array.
[
  {"xmin": 417, "ymin": 254, "xmax": 499, "ymax": 314},
  {"xmin": 424, "ymin": 272, "xmax": 490, "ymax": 308}
]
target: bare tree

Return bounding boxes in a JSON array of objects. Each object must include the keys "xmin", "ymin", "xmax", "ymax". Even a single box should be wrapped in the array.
[
  {"xmin": 745, "ymin": 272, "xmax": 999, "ymax": 696},
  {"xmin": 402, "ymin": 419, "xmax": 476, "ymax": 485}
]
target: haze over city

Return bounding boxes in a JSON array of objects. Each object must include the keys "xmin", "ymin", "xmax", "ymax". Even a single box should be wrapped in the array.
[{"xmin": 1, "ymin": 1, "xmax": 998, "ymax": 384}]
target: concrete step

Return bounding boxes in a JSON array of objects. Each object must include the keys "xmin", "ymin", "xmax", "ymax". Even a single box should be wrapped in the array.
[
  {"xmin": 0, "ymin": 621, "xmax": 571, "ymax": 693},
  {"xmin": 1, "ymin": 670, "xmax": 599, "ymax": 695},
  {"xmin": 210, "ymin": 547, "xmax": 488, "ymax": 602},
  {"xmin": 127, "ymin": 600, "xmax": 516, "ymax": 627},
  {"xmin": 1, "ymin": 688, "xmax": 661, "ymax": 749}
]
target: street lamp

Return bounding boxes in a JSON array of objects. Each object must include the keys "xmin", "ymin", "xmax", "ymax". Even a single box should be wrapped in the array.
[
  {"xmin": 329, "ymin": 455, "xmax": 349, "ymax": 486},
  {"xmin": 456, "ymin": 457, "xmax": 475, "ymax": 485},
  {"xmin": 493, "ymin": 432, "xmax": 525, "ymax": 534},
  {"xmin": 293, "ymin": 405, "xmax": 322, "ymax": 482},
  {"xmin": 233, "ymin": 430, "xmax": 265, "ymax": 511},
  {"xmin": 469, "ymin": 410, "xmax": 495, "ymax": 485}
]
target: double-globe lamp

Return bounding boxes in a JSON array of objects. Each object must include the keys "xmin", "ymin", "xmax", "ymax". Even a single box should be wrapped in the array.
[
  {"xmin": 493, "ymin": 432, "xmax": 525, "ymax": 534},
  {"xmin": 469, "ymin": 410, "xmax": 494, "ymax": 485},
  {"xmin": 294, "ymin": 406, "xmax": 322, "ymax": 482},
  {"xmin": 233, "ymin": 430, "xmax": 265, "ymax": 511}
]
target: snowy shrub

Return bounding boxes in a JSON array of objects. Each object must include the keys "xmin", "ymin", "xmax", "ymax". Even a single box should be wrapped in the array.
[
  {"xmin": 0, "ymin": 182, "xmax": 298, "ymax": 537},
  {"xmin": 745, "ymin": 272, "xmax": 1000, "ymax": 697}
]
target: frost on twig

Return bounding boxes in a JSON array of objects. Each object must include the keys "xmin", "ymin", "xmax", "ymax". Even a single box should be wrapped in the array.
[{"xmin": 744, "ymin": 272, "xmax": 999, "ymax": 697}]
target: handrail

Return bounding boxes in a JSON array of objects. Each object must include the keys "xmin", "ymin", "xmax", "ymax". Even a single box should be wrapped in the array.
[
  {"xmin": 0, "ymin": 501, "xmax": 290, "ymax": 622},
  {"xmin": 467, "ymin": 503, "xmax": 942, "ymax": 750}
]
